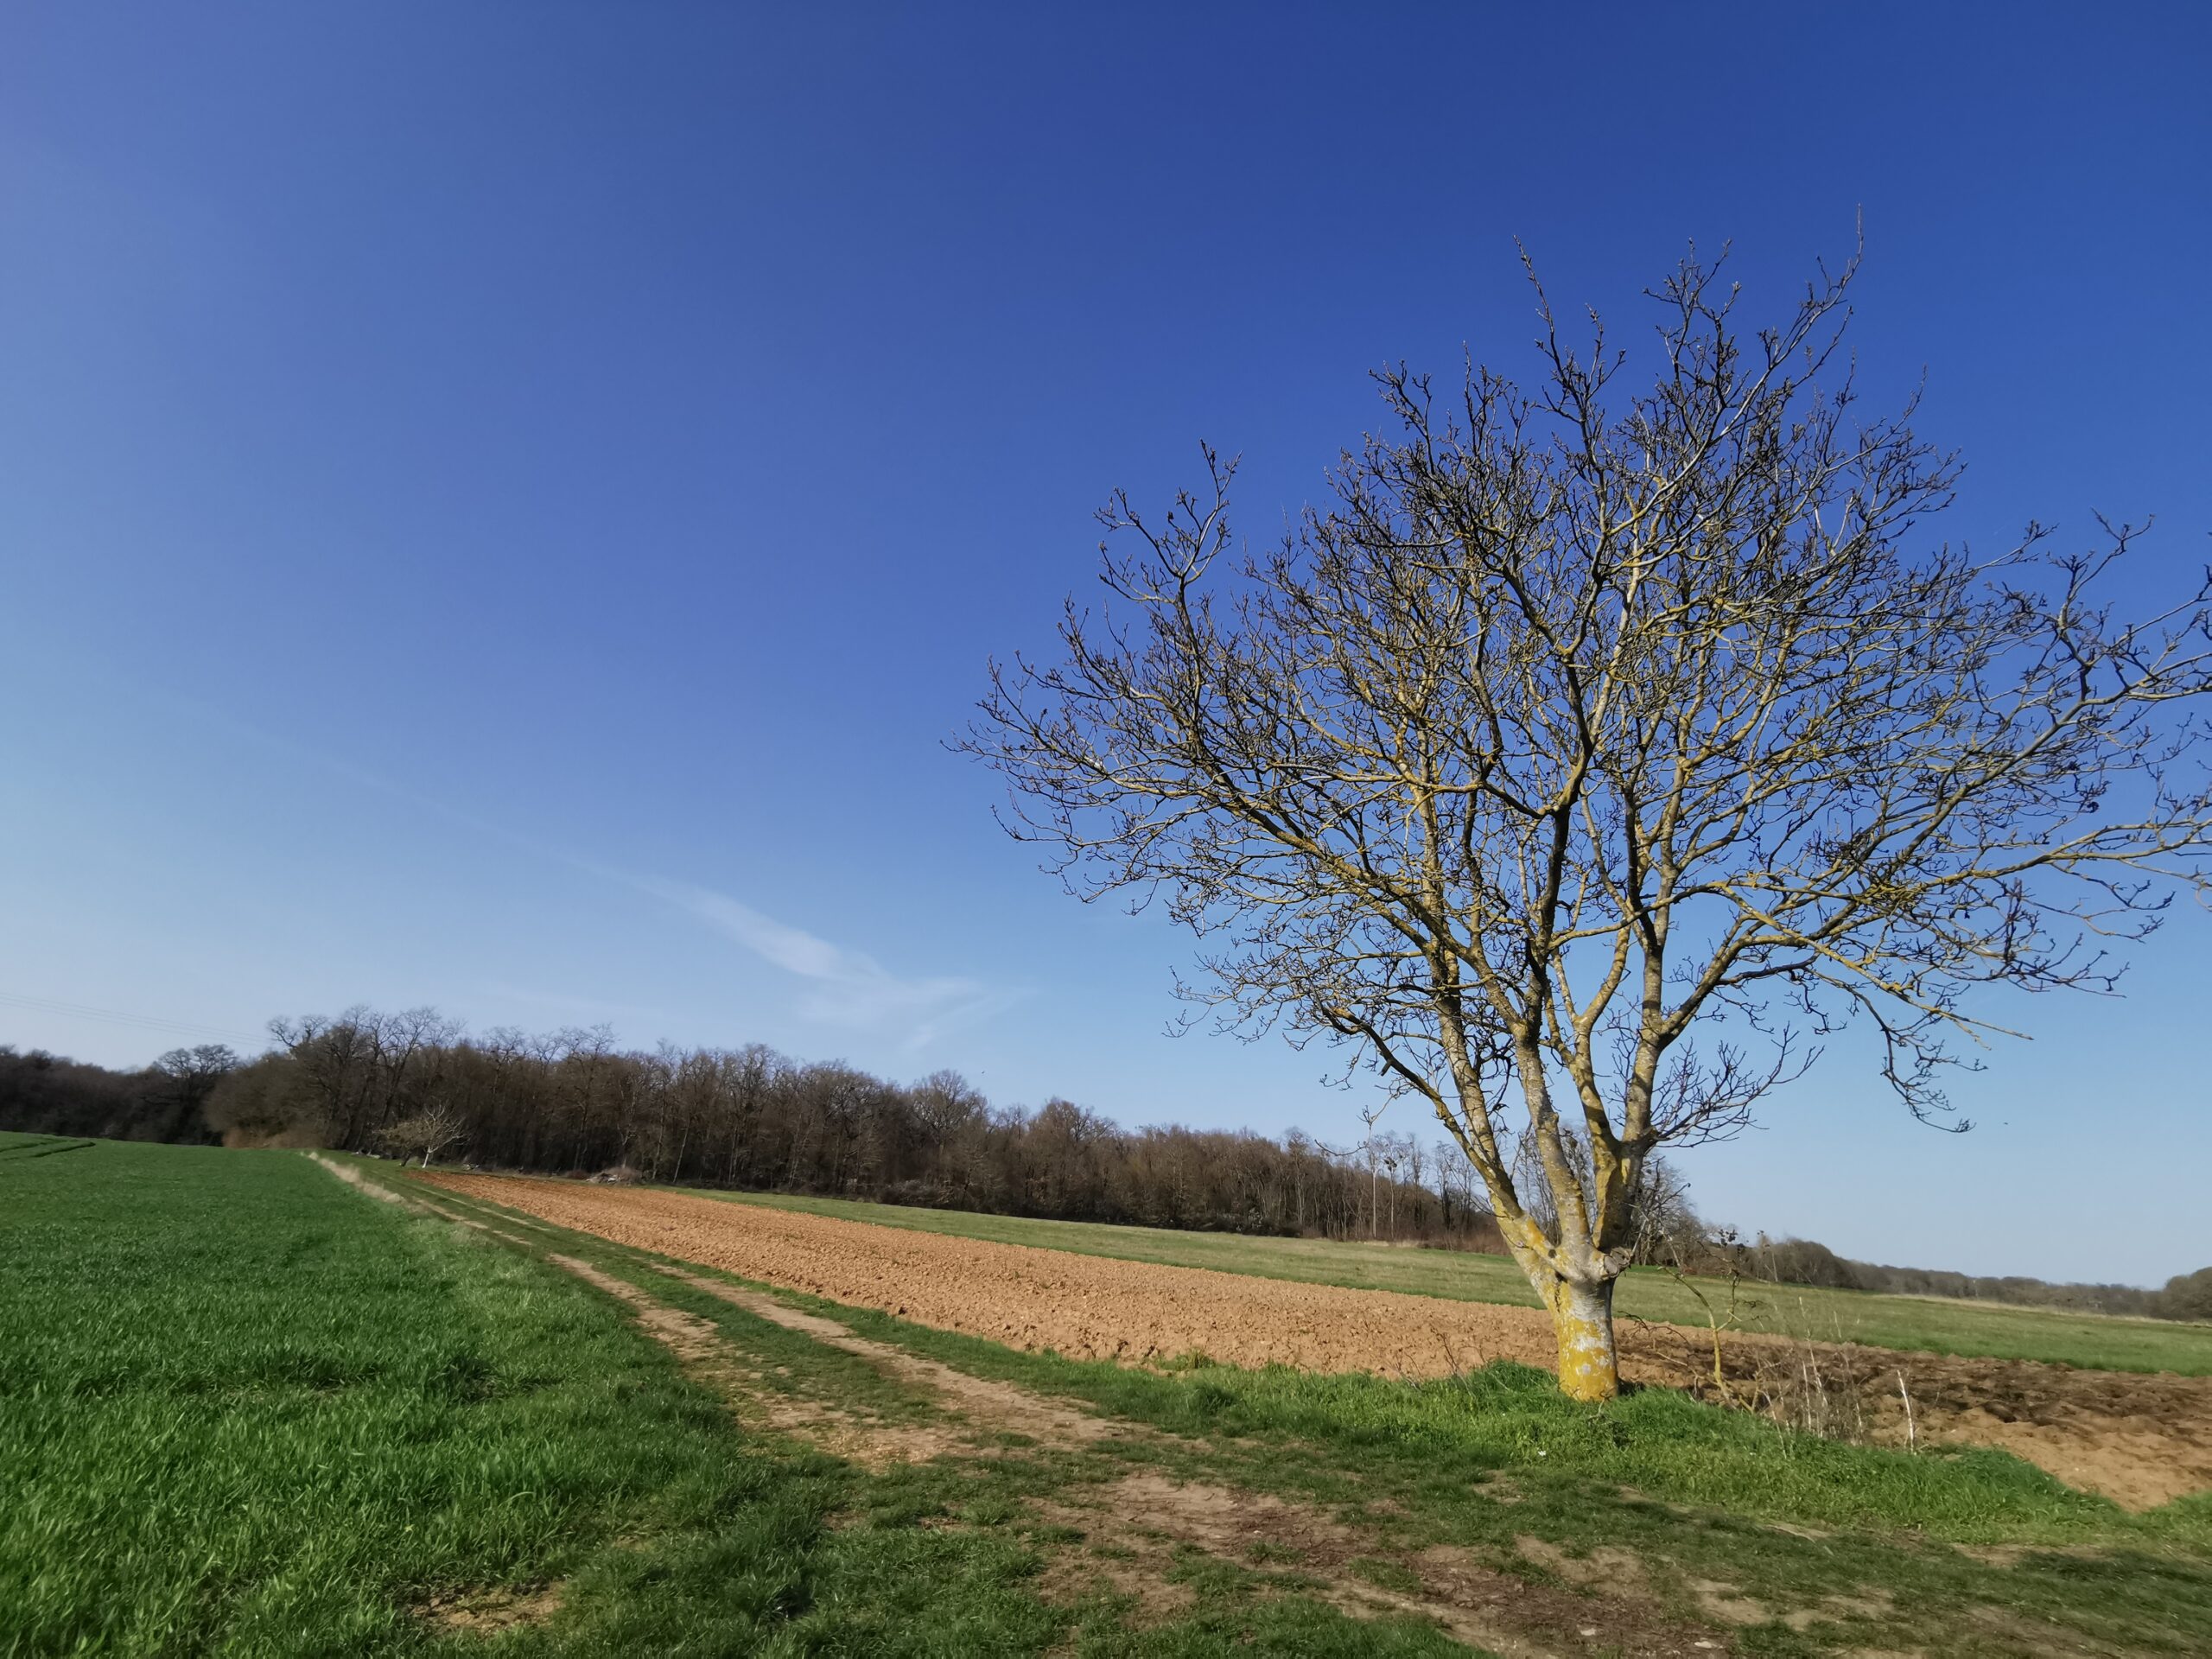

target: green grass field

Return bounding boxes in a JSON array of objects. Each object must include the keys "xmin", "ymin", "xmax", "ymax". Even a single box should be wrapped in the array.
[
  {"xmin": 692, "ymin": 1186, "xmax": 2212, "ymax": 1375},
  {"xmin": 8, "ymin": 1132, "xmax": 2209, "ymax": 1656},
  {"xmin": 0, "ymin": 1135, "xmax": 1078, "ymax": 1656}
]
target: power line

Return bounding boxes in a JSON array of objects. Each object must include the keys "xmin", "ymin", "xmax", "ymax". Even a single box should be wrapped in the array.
[{"xmin": 0, "ymin": 990, "xmax": 265, "ymax": 1048}]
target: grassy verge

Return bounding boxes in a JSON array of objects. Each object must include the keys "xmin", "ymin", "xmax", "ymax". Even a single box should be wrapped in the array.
[{"xmin": 683, "ymin": 1184, "xmax": 2212, "ymax": 1375}]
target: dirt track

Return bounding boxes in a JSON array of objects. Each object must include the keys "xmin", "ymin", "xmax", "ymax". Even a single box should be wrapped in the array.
[{"xmin": 417, "ymin": 1171, "xmax": 2212, "ymax": 1509}]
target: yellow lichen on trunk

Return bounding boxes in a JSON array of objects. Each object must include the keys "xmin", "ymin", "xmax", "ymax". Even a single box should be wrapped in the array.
[
  {"xmin": 1543, "ymin": 1275, "xmax": 1621, "ymax": 1403},
  {"xmin": 1494, "ymin": 1214, "xmax": 1623, "ymax": 1402}
]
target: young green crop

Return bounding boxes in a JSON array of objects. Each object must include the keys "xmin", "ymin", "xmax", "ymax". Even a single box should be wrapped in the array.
[
  {"xmin": 0, "ymin": 1140, "xmax": 1477, "ymax": 1656},
  {"xmin": 0, "ymin": 1141, "xmax": 1055, "ymax": 1656}
]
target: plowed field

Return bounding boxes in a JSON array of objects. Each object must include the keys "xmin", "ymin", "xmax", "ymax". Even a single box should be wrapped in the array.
[{"xmin": 418, "ymin": 1171, "xmax": 2212, "ymax": 1509}]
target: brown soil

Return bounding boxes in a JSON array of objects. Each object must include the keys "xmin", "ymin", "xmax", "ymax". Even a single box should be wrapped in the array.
[
  {"xmin": 416, "ymin": 1582, "xmax": 563, "ymax": 1634},
  {"xmin": 1850, "ymin": 1357, "xmax": 2212, "ymax": 1511},
  {"xmin": 416, "ymin": 1172, "xmax": 2212, "ymax": 1509},
  {"xmin": 1035, "ymin": 1472, "xmax": 1714, "ymax": 1658}
]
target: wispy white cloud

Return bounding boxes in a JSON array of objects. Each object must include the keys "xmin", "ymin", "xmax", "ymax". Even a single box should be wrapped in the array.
[
  {"xmin": 606, "ymin": 873, "xmax": 1022, "ymax": 1052},
  {"xmin": 153, "ymin": 690, "xmax": 1016, "ymax": 1052}
]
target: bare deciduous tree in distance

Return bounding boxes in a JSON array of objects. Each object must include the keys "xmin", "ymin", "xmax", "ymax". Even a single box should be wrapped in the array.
[
  {"xmin": 376, "ymin": 1101, "xmax": 467, "ymax": 1170},
  {"xmin": 963, "ymin": 245, "xmax": 2212, "ymax": 1401}
]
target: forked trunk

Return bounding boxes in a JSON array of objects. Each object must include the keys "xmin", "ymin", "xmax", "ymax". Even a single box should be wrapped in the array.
[{"xmin": 1538, "ymin": 1272, "xmax": 1620, "ymax": 1402}]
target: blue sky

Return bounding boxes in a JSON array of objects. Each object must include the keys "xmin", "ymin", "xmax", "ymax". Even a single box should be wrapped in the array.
[{"xmin": 3, "ymin": 4, "xmax": 2207, "ymax": 1284}]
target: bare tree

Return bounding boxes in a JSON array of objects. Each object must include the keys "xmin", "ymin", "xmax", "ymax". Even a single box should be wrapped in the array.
[
  {"xmin": 270, "ymin": 1009, "xmax": 377, "ymax": 1147},
  {"xmin": 963, "ymin": 244, "xmax": 2212, "ymax": 1399},
  {"xmin": 1357, "ymin": 1100, "xmax": 1388, "ymax": 1239},
  {"xmin": 374, "ymin": 1100, "xmax": 467, "ymax": 1169}
]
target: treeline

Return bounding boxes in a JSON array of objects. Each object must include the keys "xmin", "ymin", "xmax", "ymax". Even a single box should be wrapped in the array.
[
  {"xmin": 1715, "ymin": 1234, "xmax": 2212, "ymax": 1324},
  {"xmin": 148, "ymin": 1005, "xmax": 1505, "ymax": 1246},
  {"xmin": 0, "ymin": 1043, "xmax": 230, "ymax": 1145},
  {"xmin": 6, "ymin": 1007, "xmax": 2208, "ymax": 1321},
  {"xmin": 1632, "ymin": 1173, "xmax": 2212, "ymax": 1320}
]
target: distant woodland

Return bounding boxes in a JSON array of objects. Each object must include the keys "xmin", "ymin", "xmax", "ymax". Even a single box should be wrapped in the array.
[{"xmin": 4, "ymin": 1007, "xmax": 2207, "ymax": 1323}]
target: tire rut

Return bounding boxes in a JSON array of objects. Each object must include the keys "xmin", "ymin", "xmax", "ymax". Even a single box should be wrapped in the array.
[
  {"xmin": 546, "ymin": 1253, "xmax": 967, "ymax": 1471},
  {"xmin": 646, "ymin": 1263, "xmax": 1122, "ymax": 1447}
]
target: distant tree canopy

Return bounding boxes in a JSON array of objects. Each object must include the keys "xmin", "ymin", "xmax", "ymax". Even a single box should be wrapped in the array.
[
  {"xmin": 1681, "ymin": 1229, "xmax": 2188, "ymax": 1322},
  {"xmin": 2159, "ymin": 1267, "xmax": 2212, "ymax": 1324},
  {"xmin": 202, "ymin": 1005, "xmax": 1503, "ymax": 1247},
  {"xmin": 0, "ymin": 1043, "xmax": 232, "ymax": 1144}
]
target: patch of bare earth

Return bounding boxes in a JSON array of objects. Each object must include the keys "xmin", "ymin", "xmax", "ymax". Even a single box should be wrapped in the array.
[
  {"xmin": 1511, "ymin": 1540, "xmax": 1893, "ymax": 1643},
  {"xmin": 1030, "ymin": 1473, "xmax": 1728, "ymax": 1657},
  {"xmin": 1855, "ymin": 1361, "xmax": 2212, "ymax": 1511},
  {"xmin": 1033, "ymin": 1542, "xmax": 1201, "ymax": 1627},
  {"xmin": 416, "ymin": 1172, "xmax": 2212, "ymax": 1509},
  {"xmin": 1637, "ymin": 1316, "xmax": 2212, "ymax": 1510},
  {"xmin": 416, "ymin": 1582, "xmax": 563, "ymax": 1633}
]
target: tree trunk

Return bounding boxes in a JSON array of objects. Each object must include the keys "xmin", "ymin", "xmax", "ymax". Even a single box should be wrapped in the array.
[{"xmin": 1538, "ymin": 1272, "xmax": 1620, "ymax": 1402}]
